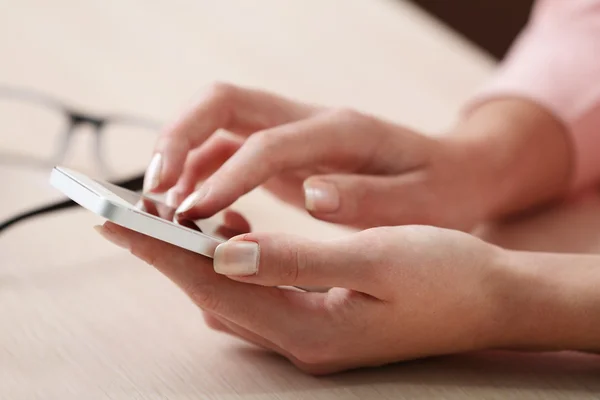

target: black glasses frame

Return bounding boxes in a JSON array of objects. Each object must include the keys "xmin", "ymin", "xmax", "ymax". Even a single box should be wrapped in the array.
[{"xmin": 0, "ymin": 85, "xmax": 162, "ymax": 233}]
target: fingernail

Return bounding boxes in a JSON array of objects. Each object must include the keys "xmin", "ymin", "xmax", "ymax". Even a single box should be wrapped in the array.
[
  {"xmin": 166, "ymin": 188, "xmax": 179, "ymax": 208},
  {"xmin": 214, "ymin": 241, "xmax": 259, "ymax": 276},
  {"xmin": 304, "ymin": 180, "xmax": 340, "ymax": 213},
  {"xmin": 176, "ymin": 186, "xmax": 208, "ymax": 214},
  {"xmin": 143, "ymin": 153, "xmax": 163, "ymax": 192},
  {"xmin": 94, "ymin": 225, "xmax": 130, "ymax": 250}
]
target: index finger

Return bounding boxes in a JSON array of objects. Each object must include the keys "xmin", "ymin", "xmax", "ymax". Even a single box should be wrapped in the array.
[
  {"xmin": 144, "ymin": 83, "xmax": 317, "ymax": 193},
  {"xmin": 96, "ymin": 221, "xmax": 323, "ymax": 342}
]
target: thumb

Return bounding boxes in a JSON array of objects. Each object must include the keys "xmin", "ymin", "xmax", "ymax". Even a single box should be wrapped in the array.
[
  {"xmin": 303, "ymin": 174, "xmax": 414, "ymax": 228},
  {"xmin": 213, "ymin": 232, "xmax": 383, "ymax": 296}
]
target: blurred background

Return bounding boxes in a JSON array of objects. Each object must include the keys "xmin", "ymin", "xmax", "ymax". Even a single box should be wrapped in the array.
[
  {"xmin": 5, "ymin": 4, "xmax": 600, "ymax": 399},
  {"xmin": 409, "ymin": 0, "xmax": 534, "ymax": 60},
  {"xmin": 10, "ymin": 1, "xmax": 589, "ymax": 397}
]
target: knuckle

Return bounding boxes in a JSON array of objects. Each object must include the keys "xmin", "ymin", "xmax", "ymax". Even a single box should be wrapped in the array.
[
  {"xmin": 246, "ymin": 130, "xmax": 278, "ymax": 151},
  {"xmin": 352, "ymin": 228, "xmax": 394, "ymax": 282},
  {"xmin": 129, "ymin": 241, "xmax": 160, "ymax": 267},
  {"xmin": 186, "ymin": 282, "xmax": 221, "ymax": 311},
  {"xmin": 202, "ymin": 312, "xmax": 226, "ymax": 332},
  {"xmin": 289, "ymin": 340, "xmax": 335, "ymax": 367},
  {"xmin": 329, "ymin": 107, "xmax": 380, "ymax": 137},
  {"xmin": 277, "ymin": 256, "xmax": 299, "ymax": 285},
  {"xmin": 266, "ymin": 239, "xmax": 304, "ymax": 284},
  {"xmin": 330, "ymin": 107, "xmax": 364, "ymax": 125},
  {"xmin": 288, "ymin": 247, "xmax": 306, "ymax": 284},
  {"xmin": 244, "ymin": 131, "xmax": 283, "ymax": 167},
  {"xmin": 204, "ymin": 81, "xmax": 237, "ymax": 102}
]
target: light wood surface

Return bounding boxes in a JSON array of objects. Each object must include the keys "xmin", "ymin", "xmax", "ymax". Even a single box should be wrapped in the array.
[{"xmin": 1, "ymin": 1, "xmax": 599, "ymax": 398}]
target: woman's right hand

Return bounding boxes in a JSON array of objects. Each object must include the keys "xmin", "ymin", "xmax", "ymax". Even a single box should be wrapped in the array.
[{"xmin": 144, "ymin": 82, "xmax": 572, "ymax": 230}]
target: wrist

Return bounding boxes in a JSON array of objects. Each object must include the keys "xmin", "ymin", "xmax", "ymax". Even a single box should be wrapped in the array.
[
  {"xmin": 450, "ymin": 98, "xmax": 574, "ymax": 220},
  {"xmin": 491, "ymin": 250, "xmax": 600, "ymax": 353}
]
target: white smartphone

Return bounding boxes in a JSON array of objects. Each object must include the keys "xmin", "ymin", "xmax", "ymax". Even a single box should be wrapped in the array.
[
  {"xmin": 50, "ymin": 166, "xmax": 327, "ymax": 293},
  {"xmin": 49, "ymin": 166, "xmax": 225, "ymax": 258}
]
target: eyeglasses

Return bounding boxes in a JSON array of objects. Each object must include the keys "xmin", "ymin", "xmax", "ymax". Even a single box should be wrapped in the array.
[{"xmin": 0, "ymin": 85, "xmax": 162, "ymax": 233}]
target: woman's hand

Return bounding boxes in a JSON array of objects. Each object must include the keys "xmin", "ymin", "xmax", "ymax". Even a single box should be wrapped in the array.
[
  {"xmin": 143, "ymin": 83, "xmax": 572, "ymax": 231},
  {"xmin": 96, "ymin": 222, "xmax": 514, "ymax": 375}
]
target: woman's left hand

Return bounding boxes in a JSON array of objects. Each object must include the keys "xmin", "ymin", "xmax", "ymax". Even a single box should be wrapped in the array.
[{"xmin": 95, "ymin": 222, "xmax": 513, "ymax": 375}]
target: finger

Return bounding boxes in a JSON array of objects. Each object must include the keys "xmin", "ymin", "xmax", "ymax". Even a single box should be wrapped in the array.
[
  {"xmin": 167, "ymin": 134, "xmax": 242, "ymax": 206},
  {"xmin": 215, "ymin": 226, "xmax": 246, "ymax": 240},
  {"xmin": 136, "ymin": 198, "xmax": 159, "ymax": 216},
  {"xmin": 144, "ymin": 83, "xmax": 317, "ymax": 193},
  {"xmin": 202, "ymin": 311, "xmax": 230, "ymax": 333},
  {"xmin": 223, "ymin": 209, "xmax": 251, "ymax": 233},
  {"xmin": 165, "ymin": 188, "xmax": 187, "ymax": 209},
  {"xmin": 303, "ymin": 172, "xmax": 430, "ymax": 228},
  {"xmin": 202, "ymin": 209, "xmax": 251, "ymax": 239},
  {"xmin": 177, "ymin": 209, "xmax": 250, "ymax": 240},
  {"xmin": 213, "ymin": 231, "xmax": 389, "ymax": 298},
  {"xmin": 260, "ymin": 171, "xmax": 310, "ymax": 210},
  {"xmin": 203, "ymin": 312, "xmax": 342, "ymax": 376},
  {"xmin": 202, "ymin": 312, "xmax": 289, "ymax": 355},
  {"xmin": 95, "ymin": 221, "xmax": 320, "ymax": 341},
  {"xmin": 175, "ymin": 110, "xmax": 386, "ymax": 219}
]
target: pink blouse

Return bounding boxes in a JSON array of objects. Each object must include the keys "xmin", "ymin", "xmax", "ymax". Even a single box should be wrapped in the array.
[{"xmin": 473, "ymin": 0, "xmax": 600, "ymax": 190}]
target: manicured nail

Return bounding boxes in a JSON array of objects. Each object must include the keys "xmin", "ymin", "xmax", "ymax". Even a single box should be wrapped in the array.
[
  {"xmin": 143, "ymin": 153, "xmax": 163, "ymax": 192},
  {"xmin": 214, "ymin": 241, "xmax": 259, "ymax": 276},
  {"xmin": 166, "ymin": 189, "xmax": 179, "ymax": 208},
  {"xmin": 94, "ymin": 225, "xmax": 130, "ymax": 250},
  {"xmin": 304, "ymin": 180, "xmax": 340, "ymax": 213},
  {"xmin": 176, "ymin": 186, "xmax": 208, "ymax": 214}
]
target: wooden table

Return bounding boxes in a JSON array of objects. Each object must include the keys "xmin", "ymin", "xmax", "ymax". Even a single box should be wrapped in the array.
[{"xmin": 1, "ymin": 1, "xmax": 599, "ymax": 398}]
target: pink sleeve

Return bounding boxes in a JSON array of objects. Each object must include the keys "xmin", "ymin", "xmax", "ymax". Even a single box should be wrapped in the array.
[{"xmin": 469, "ymin": 0, "xmax": 600, "ymax": 190}]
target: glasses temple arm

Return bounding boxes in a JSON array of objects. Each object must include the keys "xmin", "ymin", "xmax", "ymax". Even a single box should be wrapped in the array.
[{"xmin": 0, "ymin": 174, "xmax": 145, "ymax": 234}]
